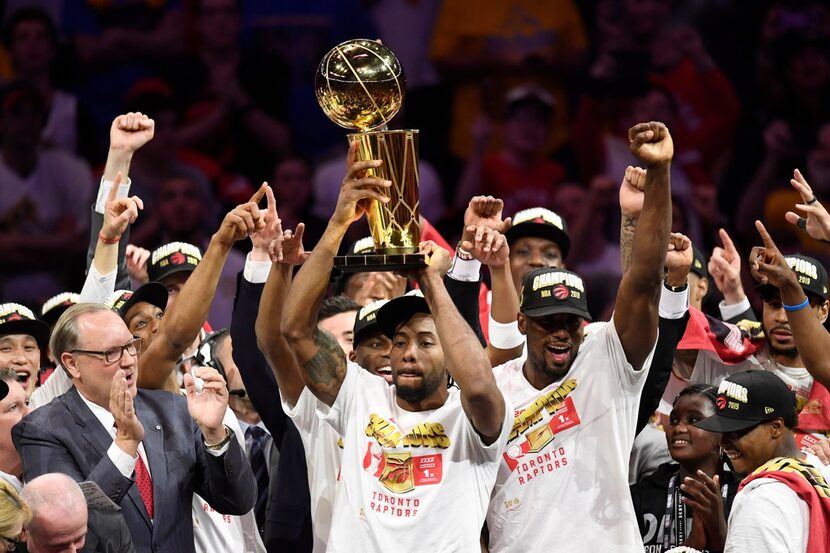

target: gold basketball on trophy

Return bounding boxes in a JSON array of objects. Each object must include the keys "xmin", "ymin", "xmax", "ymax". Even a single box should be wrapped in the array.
[
  {"xmin": 315, "ymin": 39, "xmax": 405, "ymax": 131},
  {"xmin": 316, "ymin": 39, "xmax": 423, "ymax": 270}
]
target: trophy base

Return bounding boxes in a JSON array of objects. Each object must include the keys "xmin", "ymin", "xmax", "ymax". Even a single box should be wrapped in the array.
[{"xmin": 334, "ymin": 253, "xmax": 426, "ymax": 273}]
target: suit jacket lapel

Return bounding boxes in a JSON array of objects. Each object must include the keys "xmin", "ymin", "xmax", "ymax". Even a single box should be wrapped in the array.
[{"xmin": 65, "ymin": 389, "xmax": 112, "ymax": 459}]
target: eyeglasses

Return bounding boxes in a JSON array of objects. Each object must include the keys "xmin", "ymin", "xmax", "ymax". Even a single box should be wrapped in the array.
[
  {"xmin": 71, "ymin": 337, "xmax": 142, "ymax": 364},
  {"xmin": 1, "ymin": 535, "xmax": 24, "ymax": 551}
]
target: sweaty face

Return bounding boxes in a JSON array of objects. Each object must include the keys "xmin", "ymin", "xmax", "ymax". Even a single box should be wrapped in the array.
[
  {"xmin": 318, "ymin": 312, "xmax": 358, "ymax": 355},
  {"xmin": 509, "ymin": 237, "xmax": 563, "ymax": 294},
  {"xmin": 720, "ymin": 420, "xmax": 780, "ymax": 475},
  {"xmin": 520, "ymin": 313, "xmax": 584, "ymax": 382},
  {"xmin": 666, "ymin": 394, "xmax": 720, "ymax": 466},
  {"xmin": 390, "ymin": 314, "xmax": 446, "ymax": 404},
  {"xmin": 63, "ymin": 311, "xmax": 139, "ymax": 408},
  {"xmin": 0, "ymin": 334, "xmax": 39, "ymax": 394},
  {"xmin": 0, "ymin": 379, "xmax": 30, "ymax": 475},
  {"xmin": 352, "ymin": 331, "xmax": 393, "ymax": 384},
  {"xmin": 123, "ymin": 303, "xmax": 164, "ymax": 354}
]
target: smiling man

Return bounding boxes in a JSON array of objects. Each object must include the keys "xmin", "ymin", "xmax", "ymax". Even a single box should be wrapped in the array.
[
  {"xmin": 696, "ymin": 370, "xmax": 830, "ymax": 553},
  {"xmin": 486, "ymin": 122, "xmax": 676, "ymax": 552},
  {"xmin": 0, "ymin": 304, "xmax": 49, "ymax": 395},
  {"xmin": 12, "ymin": 303, "xmax": 257, "ymax": 553}
]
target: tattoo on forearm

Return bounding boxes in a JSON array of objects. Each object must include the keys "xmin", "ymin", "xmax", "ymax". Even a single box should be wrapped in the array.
[
  {"xmin": 303, "ymin": 329, "xmax": 346, "ymax": 385},
  {"xmin": 620, "ymin": 215, "xmax": 638, "ymax": 274}
]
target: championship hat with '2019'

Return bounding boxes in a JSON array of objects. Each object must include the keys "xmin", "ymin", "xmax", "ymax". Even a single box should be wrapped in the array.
[
  {"xmin": 520, "ymin": 268, "xmax": 591, "ymax": 321},
  {"xmin": 694, "ymin": 370, "xmax": 797, "ymax": 433}
]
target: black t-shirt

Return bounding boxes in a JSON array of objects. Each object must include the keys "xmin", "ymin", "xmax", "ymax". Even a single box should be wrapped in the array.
[{"xmin": 630, "ymin": 462, "xmax": 740, "ymax": 552}]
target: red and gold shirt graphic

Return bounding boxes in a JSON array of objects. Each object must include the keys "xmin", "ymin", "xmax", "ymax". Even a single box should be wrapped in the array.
[
  {"xmin": 503, "ymin": 379, "xmax": 580, "ymax": 475},
  {"xmin": 362, "ymin": 414, "xmax": 450, "ymax": 494}
]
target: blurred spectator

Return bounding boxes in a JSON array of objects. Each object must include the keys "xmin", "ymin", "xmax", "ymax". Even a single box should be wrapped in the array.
[
  {"xmin": 0, "ymin": 81, "xmax": 93, "ymax": 306},
  {"xmin": 431, "ymin": 0, "xmax": 588, "ymax": 160},
  {"xmin": 3, "ymin": 7, "xmax": 79, "ymax": 152},
  {"xmin": 271, "ymin": 156, "xmax": 326, "ymax": 248},
  {"xmin": 121, "ymin": 78, "xmax": 245, "ymax": 219},
  {"xmin": 61, "ymin": 0, "xmax": 184, "ymax": 151},
  {"xmin": 453, "ymin": 85, "xmax": 566, "ymax": 216},
  {"xmin": 237, "ymin": 0, "xmax": 377, "ymax": 156},
  {"xmin": 169, "ymin": 0, "xmax": 291, "ymax": 185}
]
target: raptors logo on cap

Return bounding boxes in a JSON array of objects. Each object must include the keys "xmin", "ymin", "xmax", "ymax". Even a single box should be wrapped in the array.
[
  {"xmin": 553, "ymin": 284, "xmax": 569, "ymax": 301},
  {"xmin": 170, "ymin": 251, "xmax": 186, "ymax": 265},
  {"xmin": 716, "ymin": 394, "xmax": 727, "ymax": 410}
]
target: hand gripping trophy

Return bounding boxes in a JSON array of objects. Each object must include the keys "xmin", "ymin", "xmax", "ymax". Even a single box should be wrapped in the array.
[{"xmin": 316, "ymin": 39, "xmax": 425, "ymax": 271}]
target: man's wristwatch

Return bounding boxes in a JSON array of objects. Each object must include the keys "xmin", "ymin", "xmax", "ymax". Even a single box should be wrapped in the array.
[{"xmin": 204, "ymin": 425, "xmax": 233, "ymax": 451}]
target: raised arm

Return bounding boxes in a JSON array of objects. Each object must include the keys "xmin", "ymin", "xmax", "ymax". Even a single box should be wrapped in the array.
[
  {"xmin": 282, "ymin": 143, "xmax": 390, "ymax": 406},
  {"xmin": 256, "ymin": 221, "xmax": 310, "ymax": 407},
  {"xmin": 86, "ymin": 113, "xmax": 155, "ymax": 290},
  {"xmin": 417, "ymin": 242, "xmax": 505, "ymax": 444},
  {"xmin": 614, "ymin": 122, "xmax": 674, "ymax": 370},
  {"xmin": 138, "ymin": 186, "xmax": 267, "ymax": 391},
  {"xmin": 750, "ymin": 221, "xmax": 830, "ymax": 388},
  {"xmin": 460, "ymin": 225, "xmax": 523, "ymax": 366},
  {"xmin": 619, "ymin": 165, "xmax": 647, "ymax": 274}
]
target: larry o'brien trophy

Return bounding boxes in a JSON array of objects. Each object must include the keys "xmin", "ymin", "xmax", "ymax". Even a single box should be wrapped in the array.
[{"xmin": 315, "ymin": 39, "xmax": 425, "ymax": 272}]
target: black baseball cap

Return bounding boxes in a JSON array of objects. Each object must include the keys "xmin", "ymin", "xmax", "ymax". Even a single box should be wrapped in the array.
[
  {"xmin": 41, "ymin": 292, "xmax": 80, "ymax": 326},
  {"xmin": 375, "ymin": 291, "xmax": 431, "ymax": 339},
  {"xmin": 0, "ymin": 303, "xmax": 49, "ymax": 348},
  {"xmin": 755, "ymin": 253, "xmax": 828, "ymax": 301},
  {"xmin": 695, "ymin": 370, "xmax": 797, "ymax": 433},
  {"xmin": 148, "ymin": 242, "xmax": 203, "ymax": 283},
  {"xmin": 520, "ymin": 268, "xmax": 591, "ymax": 321},
  {"xmin": 505, "ymin": 207, "xmax": 570, "ymax": 259},
  {"xmin": 353, "ymin": 299, "xmax": 389, "ymax": 344},
  {"xmin": 690, "ymin": 245, "xmax": 708, "ymax": 279},
  {"xmin": 104, "ymin": 283, "xmax": 169, "ymax": 319}
]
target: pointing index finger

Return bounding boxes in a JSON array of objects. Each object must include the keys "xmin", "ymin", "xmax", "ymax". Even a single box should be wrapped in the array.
[
  {"xmin": 249, "ymin": 182, "xmax": 267, "ymax": 204},
  {"xmin": 754, "ymin": 219, "xmax": 777, "ymax": 249},
  {"xmin": 719, "ymin": 227, "xmax": 737, "ymax": 255}
]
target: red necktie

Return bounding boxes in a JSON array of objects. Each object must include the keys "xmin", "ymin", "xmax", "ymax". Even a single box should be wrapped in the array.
[{"xmin": 135, "ymin": 455, "xmax": 154, "ymax": 519}]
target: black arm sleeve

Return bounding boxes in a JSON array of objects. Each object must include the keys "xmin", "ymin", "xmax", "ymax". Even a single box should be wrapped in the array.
[
  {"xmin": 86, "ymin": 207, "xmax": 131, "ymax": 290},
  {"xmin": 230, "ymin": 272, "xmax": 287, "ymax": 447},
  {"xmin": 635, "ymin": 313, "xmax": 690, "ymax": 434},
  {"xmin": 444, "ymin": 275, "xmax": 487, "ymax": 347}
]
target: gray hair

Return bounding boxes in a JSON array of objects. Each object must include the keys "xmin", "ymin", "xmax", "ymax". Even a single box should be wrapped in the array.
[{"xmin": 49, "ymin": 303, "xmax": 113, "ymax": 361}]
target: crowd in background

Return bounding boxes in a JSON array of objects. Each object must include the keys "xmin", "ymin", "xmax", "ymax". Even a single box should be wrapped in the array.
[{"xmin": 1, "ymin": 0, "xmax": 829, "ymax": 321}]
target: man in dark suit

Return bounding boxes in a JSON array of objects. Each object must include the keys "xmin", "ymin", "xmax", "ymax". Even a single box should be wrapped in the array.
[{"xmin": 13, "ymin": 303, "xmax": 257, "ymax": 553}]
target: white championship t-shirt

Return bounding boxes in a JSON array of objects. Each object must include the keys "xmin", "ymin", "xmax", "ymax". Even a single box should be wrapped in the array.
[
  {"xmin": 725, "ymin": 452, "xmax": 830, "ymax": 553},
  {"xmin": 487, "ymin": 321, "xmax": 655, "ymax": 552},
  {"xmin": 281, "ymin": 385, "xmax": 345, "ymax": 553},
  {"xmin": 319, "ymin": 363, "xmax": 512, "ymax": 553}
]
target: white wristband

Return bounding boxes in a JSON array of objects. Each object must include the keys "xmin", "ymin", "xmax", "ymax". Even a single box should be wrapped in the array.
[
  {"xmin": 488, "ymin": 316, "xmax": 524, "ymax": 349},
  {"xmin": 447, "ymin": 256, "xmax": 481, "ymax": 282}
]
